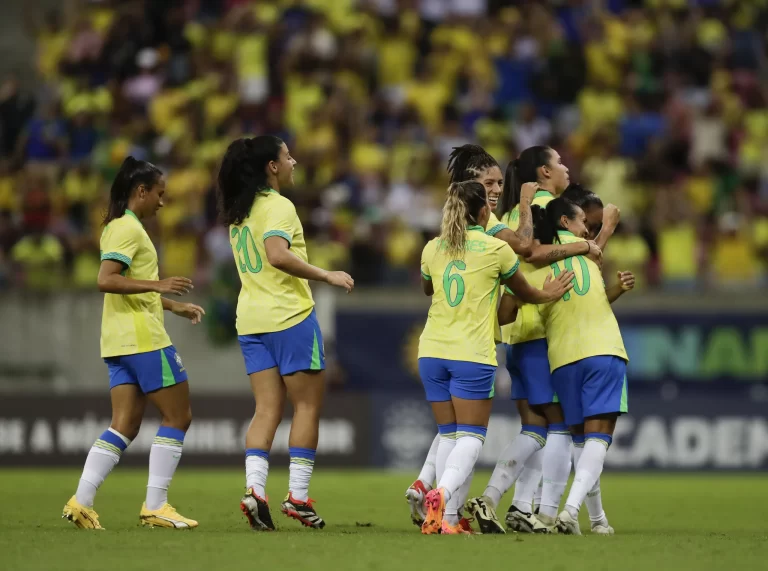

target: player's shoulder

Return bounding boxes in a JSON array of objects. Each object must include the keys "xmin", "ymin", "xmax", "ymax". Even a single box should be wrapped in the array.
[
  {"xmin": 103, "ymin": 213, "xmax": 142, "ymax": 238},
  {"xmin": 422, "ymin": 237, "xmax": 439, "ymax": 256}
]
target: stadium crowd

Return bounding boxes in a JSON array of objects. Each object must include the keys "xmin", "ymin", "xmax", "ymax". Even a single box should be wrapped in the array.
[{"xmin": 0, "ymin": 0, "xmax": 767, "ymax": 295}]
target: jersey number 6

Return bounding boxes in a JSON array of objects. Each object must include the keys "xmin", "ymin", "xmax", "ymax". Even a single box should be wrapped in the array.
[
  {"xmin": 549, "ymin": 256, "xmax": 590, "ymax": 301},
  {"xmin": 231, "ymin": 227, "xmax": 263, "ymax": 274},
  {"xmin": 443, "ymin": 260, "xmax": 466, "ymax": 307}
]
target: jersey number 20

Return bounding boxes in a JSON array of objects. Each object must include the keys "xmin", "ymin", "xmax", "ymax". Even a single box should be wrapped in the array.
[
  {"xmin": 231, "ymin": 227, "xmax": 263, "ymax": 274},
  {"xmin": 443, "ymin": 260, "xmax": 466, "ymax": 307},
  {"xmin": 549, "ymin": 256, "xmax": 590, "ymax": 301}
]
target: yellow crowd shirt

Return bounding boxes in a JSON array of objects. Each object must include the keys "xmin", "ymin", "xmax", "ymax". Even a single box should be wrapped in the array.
[
  {"xmin": 539, "ymin": 231, "xmax": 628, "ymax": 371},
  {"xmin": 499, "ymin": 190, "xmax": 555, "ymax": 345},
  {"xmin": 100, "ymin": 210, "xmax": 171, "ymax": 357},
  {"xmin": 230, "ymin": 190, "xmax": 315, "ymax": 335},
  {"xmin": 419, "ymin": 226, "xmax": 520, "ymax": 366}
]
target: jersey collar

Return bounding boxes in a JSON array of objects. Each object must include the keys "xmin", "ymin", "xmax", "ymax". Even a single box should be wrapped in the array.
[
  {"xmin": 263, "ymin": 188, "xmax": 279, "ymax": 194},
  {"xmin": 125, "ymin": 209, "xmax": 142, "ymax": 225},
  {"xmin": 557, "ymin": 230, "xmax": 577, "ymax": 238},
  {"xmin": 467, "ymin": 225, "xmax": 484, "ymax": 232},
  {"xmin": 534, "ymin": 190, "xmax": 554, "ymax": 199}
]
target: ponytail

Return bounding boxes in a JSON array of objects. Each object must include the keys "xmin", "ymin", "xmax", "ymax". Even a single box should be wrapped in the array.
[
  {"xmin": 104, "ymin": 156, "xmax": 162, "ymax": 225},
  {"xmin": 447, "ymin": 144, "xmax": 499, "ymax": 184},
  {"xmin": 439, "ymin": 181, "xmax": 487, "ymax": 259},
  {"xmin": 532, "ymin": 197, "xmax": 580, "ymax": 245},
  {"xmin": 499, "ymin": 146, "xmax": 553, "ymax": 217}
]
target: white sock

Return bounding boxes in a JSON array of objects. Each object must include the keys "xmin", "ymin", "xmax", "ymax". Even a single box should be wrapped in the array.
[
  {"xmin": 417, "ymin": 434, "xmax": 440, "ymax": 487},
  {"xmin": 533, "ymin": 478, "xmax": 543, "ymax": 509},
  {"xmin": 565, "ymin": 435, "xmax": 610, "ymax": 517},
  {"xmin": 538, "ymin": 429, "xmax": 573, "ymax": 519},
  {"xmin": 435, "ymin": 423, "xmax": 457, "ymax": 483},
  {"xmin": 146, "ymin": 427, "xmax": 185, "ymax": 511},
  {"xmin": 288, "ymin": 447, "xmax": 316, "ymax": 502},
  {"xmin": 483, "ymin": 426, "xmax": 546, "ymax": 508},
  {"xmin": 573, "ymin": 440, "xmax": 607, "ymax": 524},
  {"xmin": 438, "ymin": 425, "xmax": 487, "ymax": 498},
  {"xmin": 245, "ymin": 449, "xmax": 269, "ymax": 497},
  {"xmin": 445, "ymin": 469, "xmax": 474, "ymax": 525},
  {"xmin": 512, "ymin": 447, "xmax": 544, "ymax": 514},
  {"xmin": 76, "ymin": 428, "xmax": 131, "ymax": 507}
]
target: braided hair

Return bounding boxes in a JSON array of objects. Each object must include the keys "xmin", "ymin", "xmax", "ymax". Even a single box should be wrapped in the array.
[{"xmin": 446, "ymin": 144, "xmax": 500, "ymax": 184}]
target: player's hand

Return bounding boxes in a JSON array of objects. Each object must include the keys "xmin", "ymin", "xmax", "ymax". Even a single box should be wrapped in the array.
[
  {"xmin": 586, "ymin": 240, "xmax": 602, "ymax": 268},
  {"xmin": 326, "ymin": 271, "xmax": 354, "ymax": 293},
  {"xmin": 543, "ymin": 270, "xmax": 574, "ymax": 301},
  {"xmin": 172, "ymin": 302, "xmax": 206, "ymax": 324},
  {"xmin": 519, "ymin": 182, "xmax": 538, "ymax": 203},
  {"xmin": 155, "ymin": 277, "xmax": 193, "ymax": 296},
  {"xmin": 618, "ymin": 270, "xmax": 635, "ymax": 291},
  {"xmin": 603, "ymin": 204, "xmax": 621, "ymax": 229}
]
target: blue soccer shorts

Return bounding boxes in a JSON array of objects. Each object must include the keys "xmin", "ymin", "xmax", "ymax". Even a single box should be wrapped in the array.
[
  {"xmin": 238, "ymin": 309, "xmax": 325, "ymax": 376},
  {"xmin": 418, "ymin": 357, "xmax": 496, "ymax": 402},
  {"xmin": 106, "ymin": 345, "xmax": 188, "ymax": 394},
  {"xmin": 506, "ymin": 339, "xmax": 557, "ymax": 406},
  {"xmin": 550, "ymin": 355, "xmax": 628, "ymax": 427}
]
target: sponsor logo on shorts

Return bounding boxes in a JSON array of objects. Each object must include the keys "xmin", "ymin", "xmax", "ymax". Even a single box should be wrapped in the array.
[{"xmin": 174, "ymin": 352, "xmax": 185, "ymax": 371}]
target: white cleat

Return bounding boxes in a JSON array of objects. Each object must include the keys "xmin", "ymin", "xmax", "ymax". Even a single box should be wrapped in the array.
[
  {"xmin": 405, "ymin": 480, "xmax": 429, "ymax": 527},
  {"xmin": 555, "ymin": 509, "xmax": 582, "ymax": 535},
  {"xmin": 505, "ymin": 506, "xmax": 551, "ymax": 534},
  {"xmin": 591, "ymin": 520, "xmax": 615, "ymax": 535}
]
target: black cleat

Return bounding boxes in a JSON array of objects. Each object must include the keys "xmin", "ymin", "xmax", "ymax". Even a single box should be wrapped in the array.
[
  {"xmin": 281, "ymin": 493, "xmax": 325, "ymax": 529},
  {"xmin": 240, "ymin": 488, "xmax": 275, "ymax": 531}
]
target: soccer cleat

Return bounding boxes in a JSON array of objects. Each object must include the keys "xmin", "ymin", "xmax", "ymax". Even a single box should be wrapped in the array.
[
  {"xmin": 505, "ymin": 505, "xmax": 551, "ymax": 534},
  {"xmin": 458, "ymin": 517, "xmax": 474, "ymax": 534},
  {"xmin": 281, "ymin": 492, "xmax": 325, "ymax": 529},
  {"xmin": 240, "ymin": 488, "xmax": 275, "ymax": 531},
  {"xmin": 591, "ymin": 519, "xmax": 614, "ymax": 535},
  {"xmin": 405, "ymin": 479, "xmax": 430, "ymax": 527},
  {"xmin": 465, "ymin": 496, "xmax": 505, "ymax": 534},
  {"xmin": 62, "ymin": 496, "xmax": 103, "ymax": 530},
  {"xmin": 441, "ymin": 519, "xmax": 471, "ymax": 535},
  {"xmin": 421, "ymin": 488, "xmax": 446, "ymax": 535},
  {"xmin": 140, "ymin": 503, "xmax": 198, "ymax": 529},
  {"xmin": 555, "ymin": 509, "xmax": 582, "ymax": 535}
]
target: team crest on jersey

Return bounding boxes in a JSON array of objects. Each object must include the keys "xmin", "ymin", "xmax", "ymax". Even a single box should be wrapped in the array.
[{"xmin": 174, "ymin": 352, "xmax": 185, "ymax": 371}]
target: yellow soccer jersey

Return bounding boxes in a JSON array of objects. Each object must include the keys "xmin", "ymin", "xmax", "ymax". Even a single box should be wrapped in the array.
[
  {"xmin": 499, "ymin": 190, "xmax": 555, "ymax": 345},
  {"xmin": 539, "ymin": 231, "xmax": 628, "ymax": 371},
  {"xmin": 100, "ymin": 210, "xmax": 171, "ymax": 357},
  {"xmin": 230, "ymin": 189, "xmax": 314, "ymax": 335},
  {"xmin": 419, "ymin": 226, "xmax": 520, "ymax": 365},
  {"xmin": 485, "ymin": 212, "xmax": 508, "ymax": 238}
]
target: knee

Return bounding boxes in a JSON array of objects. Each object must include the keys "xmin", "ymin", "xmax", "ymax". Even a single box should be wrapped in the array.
[
  {"xmin": 110, "ymin": 418, "xmax": 142, "ymax": 441},
  {"xmin": 163, "ymin": 406, "xmax": 192, "ymax": 432},
  {"xmin": 292, "ymin": 400, "xmax": 321, "ymax": 421}
]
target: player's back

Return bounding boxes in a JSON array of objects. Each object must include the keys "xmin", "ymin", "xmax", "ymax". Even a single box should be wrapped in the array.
[
  {"xmin": 230, "ymin": 190, "xmax": 314, "ymax": 335},
  {"xmin": 540, "ymin": 231, "xmax": 627, "ymax": 371},
  {"xmin": 419, "ymin": 226, "xmax": 519, "ymax": 365}
]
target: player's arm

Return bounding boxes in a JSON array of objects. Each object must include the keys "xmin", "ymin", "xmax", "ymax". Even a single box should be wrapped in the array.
[
  {"xmin": 606, "ymin": 270, "xmax": 635, "ymax": 303},
  {"xmin": 161, "ymin": 297, "xmax": 205, "ymax": 324},
  {"xmin": 525, "ymin": 239, "xmax": 602, "ymax": 267},
  {"xmin": 595, "ymin": 204, "xmax": 620, "ymax": 252},
  {"xmin": 97, "ymin": 260, "xmax": 193, "ymax": 295},
  {"xmin": 264, "ymin": 236, "xmax": 353, "ymax": 292},
  {"xmin": 497, "ymin": 290, "xmax": 520, "ymax": 326},
  {"xmin": 499, "ymin": 244, "xmax": 574, "ymax": 304},
  {"xmin": 419, "ymin": 243, "xmax": 434, "ymax": 295},
  {"xmin": 494, "ymin": 182, "xmax": 536, "ymax": 257}
]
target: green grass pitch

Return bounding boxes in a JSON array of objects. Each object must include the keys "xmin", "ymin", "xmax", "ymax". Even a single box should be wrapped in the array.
[{"xmin": 2, "ymin": 469, "xmax": 767, "ymax": 571}]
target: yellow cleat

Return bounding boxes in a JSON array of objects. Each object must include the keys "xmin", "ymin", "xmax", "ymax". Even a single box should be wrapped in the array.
[
  {"xmin": 62, "ymin": 496, "xmax": 103, "ymax": 530},
  {"xmin": 140, "ymin": 503, "xmax": 198, "ymax": 529}
]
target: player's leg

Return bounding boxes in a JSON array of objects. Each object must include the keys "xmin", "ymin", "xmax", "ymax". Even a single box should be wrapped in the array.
[
  {"xmin": 557, "ymin": 356, "xmax": 627, "ymax": 535},
  {"xmin": 571, "ymin": 427, "xmax": 612, "ymax": 534},
  {"xmin": 509, "ymin": 446, "xmax": 543, "ymax": 518},
  {"xmin": 534, "ymin": 402, "xmax": 572, "ymax": 527},
  {"xmin": 238, "ymin": 333, "xmax": 282, "ymax": 530},
  {"xmin": 418, "ymin": 358, "xmax": 455, "ymax": 534},
  {"xmin": 63, "ymin": 363, "xmax": 145, "ymax": 529},
  {"xmin": 405, "ymin": 433, "xmax": 439, "ymax": 526},
  {"xmin": 427, "ymin": 363, "xmax": 493, "ymax": 535},
  {"xmin": 141, "ymin": 346, "xmax": 196, "ymax": 528}
]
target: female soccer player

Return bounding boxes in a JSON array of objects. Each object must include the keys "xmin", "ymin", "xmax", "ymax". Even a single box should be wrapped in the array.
[
  {"xmin": 418, "ymin": 180, "xmax": 574, "ymax": 535},
  {"xmin": 63, "ymin": 157, "xmax": 205, "ymax": 530},
  {"xmin": 562, "ymin": 183, "xmax": 621, "ymax": 249},
  {"xmin": 467, "ymin": 146, "xmax": 602, "ymax": 534},
  {"xmin": 511, "ymin": 197, "xmax": 632, "ymax": 535},
  {"xmin": 217, "ymin": 136, "xmax": 354, "ymax": 531}
]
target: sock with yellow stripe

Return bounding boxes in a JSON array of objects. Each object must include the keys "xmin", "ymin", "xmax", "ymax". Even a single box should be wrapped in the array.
[
  {"xmin": 146, "ymin": 426, "xmax": 185, "ymax": 510},
  {"xmin": 438, "ymin": 424, "xmax": 487, "ymax": 500},
  {"xmin": 538, "ymin": 424, "xmax": 573, "ymax": 519},
  {"xmin": 289, "ymin": 447, "xmax": 316, "ymax": 502},
  {"xmin": 483, "ymin": 424, "xmax": 547, "ymax": 508},
  {"xmin": 572, "ymin": 435, "xmax": 607, "ymax": 524},
  {"xmin": 565, "ymin": 433, "xmax": 612, "ymax": 518},
  {"xmin": 76, "ymin": 427, "xmax": 131, "ymax": 508}
]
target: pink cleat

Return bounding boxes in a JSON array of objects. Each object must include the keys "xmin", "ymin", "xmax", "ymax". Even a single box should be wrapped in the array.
[
  {"xmin": 421, "ymin": 488, "xmax": 446, "ymax": 535},
  {"xmin": 441, "ymin": 519, "xmax": 471, "ymax": 535}
]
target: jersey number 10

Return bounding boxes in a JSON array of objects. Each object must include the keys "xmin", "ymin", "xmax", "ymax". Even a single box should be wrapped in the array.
[
  {"xmin": 549, "ymin": 256, "xmax": 591, "ymax": 301},
  {"xmin": 231, "ymin": 227, "xmax": 263, "ymax": 274}
]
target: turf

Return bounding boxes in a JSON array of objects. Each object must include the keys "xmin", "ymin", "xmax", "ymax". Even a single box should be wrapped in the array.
[{"xmin": 2, "ymin": 469, "xmax": 766, "ymax": 571}]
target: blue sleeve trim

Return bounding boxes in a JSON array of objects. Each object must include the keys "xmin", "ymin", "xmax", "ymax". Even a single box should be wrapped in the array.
[
  {"xmin": 501, "ymin": 259, "xmax": 520, "ymax": 279},
  {"xmin": 101, "ymin": 252, "xmax": 132, "ymax": 266},
  {"xmin": 421, "ymin": 271, "xmax": 431, "ymax": 281},
  {"xmin": 263, "ymin": 230, "xmax": 292, "ymax": 247},
  {"xmin": 486, "ymin": 223, "xmax": 507, "ymax": 237}
]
